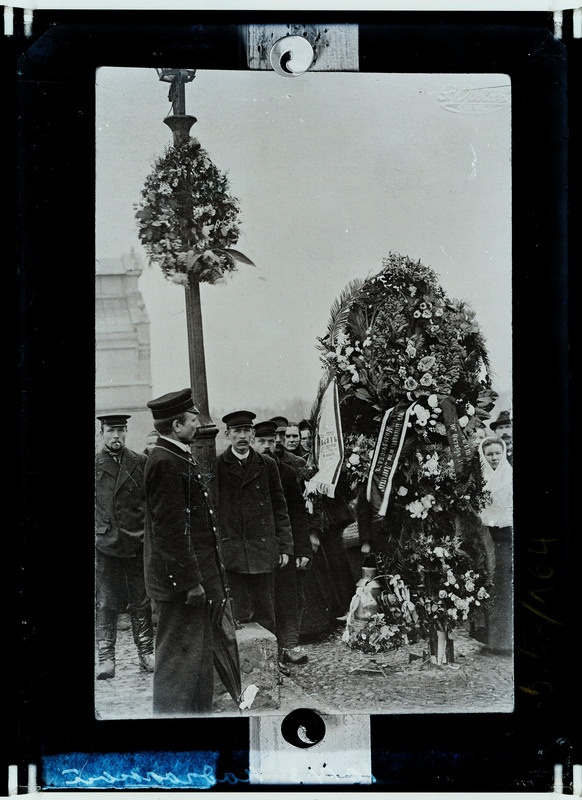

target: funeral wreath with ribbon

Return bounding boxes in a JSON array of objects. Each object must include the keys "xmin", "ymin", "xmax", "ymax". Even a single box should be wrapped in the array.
[{"xmin": 307, "ymin": 253, "xmax": 498, "ymax": 652}]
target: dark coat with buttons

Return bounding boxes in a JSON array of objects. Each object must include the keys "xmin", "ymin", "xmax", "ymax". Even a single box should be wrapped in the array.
[
  {"xmin": 217, "ymin": 446, "xmax": 294, "ymax": 574},
  {"xmin": 95, "ymin": 447, "xmax": 147, "ymax": 558},
  {"xmin": 144, "ymin": 440, "xmax": 227, "ymax": 602}
]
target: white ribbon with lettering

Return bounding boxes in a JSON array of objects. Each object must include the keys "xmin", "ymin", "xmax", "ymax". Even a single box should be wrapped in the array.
[{"xmin": 304, "ymin": 380, "xmax": 344, "ymax": 499}]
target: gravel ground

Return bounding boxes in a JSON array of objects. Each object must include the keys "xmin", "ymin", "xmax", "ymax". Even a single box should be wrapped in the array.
[{"xmin": 95, "ymin": 620, "xmax": 513, "ymax": 720}]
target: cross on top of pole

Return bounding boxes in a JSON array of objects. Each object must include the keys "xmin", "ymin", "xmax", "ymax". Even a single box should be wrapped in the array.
[{"xmin": 156, "ymin": 68, "xmax": 197, "ymax": 144}]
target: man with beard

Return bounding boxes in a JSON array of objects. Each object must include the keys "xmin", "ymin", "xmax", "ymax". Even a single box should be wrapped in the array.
[
  {"xmin": 143, "ymin": 388, "xmax": 228, "ymax": 714},
  {"xmin": 95, "ymin": 413, "xmax": 154, "ymax": 680},
  {"xmin": 217, "ymin": 411, "xmax": 293, "ymax": 639},
  {"xmin": 253, "ymin": 420, "xmax": 311, "ymax": 669}
]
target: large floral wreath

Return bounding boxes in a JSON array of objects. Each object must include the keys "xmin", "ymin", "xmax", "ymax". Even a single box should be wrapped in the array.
[
  {"xmin": 308, "ymin": 253, "xmax": 498, "ymax": 650},
  {"xmin": 135, "ymin": 138, "xmax": 254, "ymax": 285},
  {"xmin": 313, "ymin": 252, "xmax": 497, "ymax": 528}
]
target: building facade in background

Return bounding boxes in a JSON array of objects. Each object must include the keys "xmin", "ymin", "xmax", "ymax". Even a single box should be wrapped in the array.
[{"xmin": 95, "ymin": 249, "xmax": 153, "ymax": 453}]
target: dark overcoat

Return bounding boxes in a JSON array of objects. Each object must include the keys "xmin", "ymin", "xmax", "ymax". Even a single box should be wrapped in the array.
[
  {"xmin": 275, "ymin": 456, "xmax": 312, "ymax": 560},
  {"xmin": 144, "ymin": 440, "xmax": 226, "ymax": 602},
  {"xmin": 217, "ymin": 446, "xmax": 294, "ymax": 574},
  {"xmin": 95, "ymin": 447, "xmax": 147, "ymax": 557},
  {"xmin": 280, "ymin": 449, "xmax": 322, "ymax": 542},
  {"xmin": 280, "ymin": 448, "xmax": 306, "ymax": 477}
]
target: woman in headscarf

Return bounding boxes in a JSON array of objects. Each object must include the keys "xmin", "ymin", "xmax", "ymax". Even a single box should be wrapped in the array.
[{"xmin": 478, "ymin": 436, "xmax": 513, "ymax": 655}]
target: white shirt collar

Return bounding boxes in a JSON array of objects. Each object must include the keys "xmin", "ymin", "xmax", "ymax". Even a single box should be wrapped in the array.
[{"xmin": 159, "ymin": 435, "xmax": 192, "ymax": 455}]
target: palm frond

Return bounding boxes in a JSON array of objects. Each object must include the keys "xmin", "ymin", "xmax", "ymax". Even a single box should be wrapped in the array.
[
  {"xmin": 324, "ymin": 277, "xmax": 365, "ymax": 346},
  {"xmin": 214, "ymin": 247, "xmax": 256, "ymax": 267}
]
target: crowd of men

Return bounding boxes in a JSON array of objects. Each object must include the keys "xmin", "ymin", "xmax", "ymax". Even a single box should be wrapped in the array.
[
  {"xmin": 95, "ymin": 388, "xmax": 513, "ymax": 715},
  {"xmin": 94, "ymin": 387, "xmax": 354, "ymax": 715}
]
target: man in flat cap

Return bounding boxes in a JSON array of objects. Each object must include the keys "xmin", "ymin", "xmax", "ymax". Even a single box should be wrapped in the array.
[
  {"xmin": 254, "ymin": 420, "xmax": 311, "ymax": 668},
  {"xmin": 95, "ymin": 413, "xmax": 154, "ymax": 679},
  {"xmin": 144, "ymin": 388, "xmax": 229, "ymax": 715},
  {"xmin": 217, "ymin": 411, "xmax": 294, "ymax": 637}
]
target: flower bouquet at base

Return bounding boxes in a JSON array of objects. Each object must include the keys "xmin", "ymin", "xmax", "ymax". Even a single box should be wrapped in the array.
[{"xmin": 342, "ymin": 566, "xmax": 422, "ymax": 654}]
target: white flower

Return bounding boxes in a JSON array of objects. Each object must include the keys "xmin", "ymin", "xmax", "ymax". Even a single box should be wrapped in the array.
[
  {"xmin": 458, "ymin": 415, "xmax": 469, "ymax": 428},
  {"xmin": 406, "ymin": 500, "xmax": 427, "ymax": 519},
  {"xmin": 420, "ymin": 494, "xmax": 435, "ymax": 509},
  {"xmin": 465, "ymin": 579, "xmax": 475, "ymax": 592},
  {"xmin": 413, "ymin": 405, "xmax": 431, "ymax": 426},
  {"xmin": 422, "ymin": 454, "xmax": 440, "ymax": 476},
  {"xmin": 348, "ymin": 453, "xmax": 361, "ymax": 466},
  {"xmin": 466, "ymin": 403, "xmax": 475, "ymax": 416},
  {"xmin": 428, "ymin": 394, "xmax": 439, "ymax": 408},
  {"xmin": 397, "ymin": 486, "xmax": 408, "ymax": 496}
]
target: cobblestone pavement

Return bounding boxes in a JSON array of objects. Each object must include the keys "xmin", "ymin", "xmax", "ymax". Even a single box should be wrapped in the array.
[{"xmin": 95, "ymin": 621, "xmax": 513, "ymax": 720}]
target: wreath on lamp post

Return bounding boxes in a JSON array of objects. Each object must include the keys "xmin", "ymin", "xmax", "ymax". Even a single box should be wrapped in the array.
[{"xmin": 134, "ymin": 138, "xmax": 254, "ymax": 285}]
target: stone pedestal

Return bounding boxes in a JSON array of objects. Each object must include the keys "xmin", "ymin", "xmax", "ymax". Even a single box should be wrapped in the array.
[{"xmin": 236, "ymin": 623, "xmax": 280, "ymax": 711}]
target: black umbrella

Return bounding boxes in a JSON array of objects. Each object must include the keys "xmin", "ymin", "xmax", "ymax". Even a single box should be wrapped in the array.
[{"xmin": 210, "ymin": 597, "xmax": 242, "ymax": 708}]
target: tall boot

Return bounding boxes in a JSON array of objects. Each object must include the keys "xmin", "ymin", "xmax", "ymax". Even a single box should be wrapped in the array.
[
  {"xmin": 130, "ymin": 604, "xmax": 155, "ymax": 673},
  {"xmin": 96, "ymin": 609, "xmax": 117, "ymax": 679}
]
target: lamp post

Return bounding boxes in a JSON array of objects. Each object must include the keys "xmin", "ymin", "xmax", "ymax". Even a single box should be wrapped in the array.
[{"xmin": 156, "ymin": 67, "xmax": 220, "ymax": 493}]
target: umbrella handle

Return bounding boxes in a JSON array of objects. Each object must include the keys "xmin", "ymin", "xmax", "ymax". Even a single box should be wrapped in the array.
[{"xmin": 208, "ymin": 598, "xmax": 228, "ymax": 628}]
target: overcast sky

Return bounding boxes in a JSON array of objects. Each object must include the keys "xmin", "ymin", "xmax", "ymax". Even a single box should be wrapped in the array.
[{"xmin": 96, "ymin": 67, "xmax": 512, "ymax": 414}]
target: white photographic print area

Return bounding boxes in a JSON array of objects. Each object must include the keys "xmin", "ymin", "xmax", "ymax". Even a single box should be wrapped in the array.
[{"xmin": 95, "ymin": 67, "xmax": 512, "ymax": 719}]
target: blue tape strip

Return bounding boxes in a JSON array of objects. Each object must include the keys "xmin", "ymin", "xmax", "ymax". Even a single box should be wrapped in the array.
[{"xmin": 42, "ymin": 751, "xmax": 220, "ymax": 790}]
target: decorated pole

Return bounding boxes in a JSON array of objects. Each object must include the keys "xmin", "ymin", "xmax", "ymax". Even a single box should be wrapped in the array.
[
  {"xmin": 158, "ymin": 68, "xmax": 218, "ymax": 489},
  {"xmin": 159, "ymin": 70, "xmax": 219, "ymax": 485},
  {"xmin": 136, "ymin": 69, "xmax": 254, "ymax": 504}
]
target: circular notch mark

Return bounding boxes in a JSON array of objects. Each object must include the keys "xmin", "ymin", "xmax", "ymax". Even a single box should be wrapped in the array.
[
  {"xmin": 269, "ymin": 36, "xmax": 314, "ymax": 77},
  {"xmin": 281, "ymin": 708, "xmax": 326, "ymax": 748}
]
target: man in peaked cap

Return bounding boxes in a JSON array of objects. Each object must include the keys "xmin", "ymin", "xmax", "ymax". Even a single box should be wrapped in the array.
[
  {"xmin": 95, "ymin": 412, "xmax": 154, "ymax": 680},
  {"xmin": 270, "ymin": 416, "xmax": 307, "ymax": 475},
  {"xmin": 254, "ymin": 420, "xmax": 311, "ymax": 668},
  {"xmin": 489, "ymin": 409, "xmax": 513, "ymax": 465},
  {"xmin": 143, "ymin": 388, "xmax": 230, "ymax": 714},
  {"xmin": 217, "ymin": 410, "xmax": 294, "ymax": 638}
]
